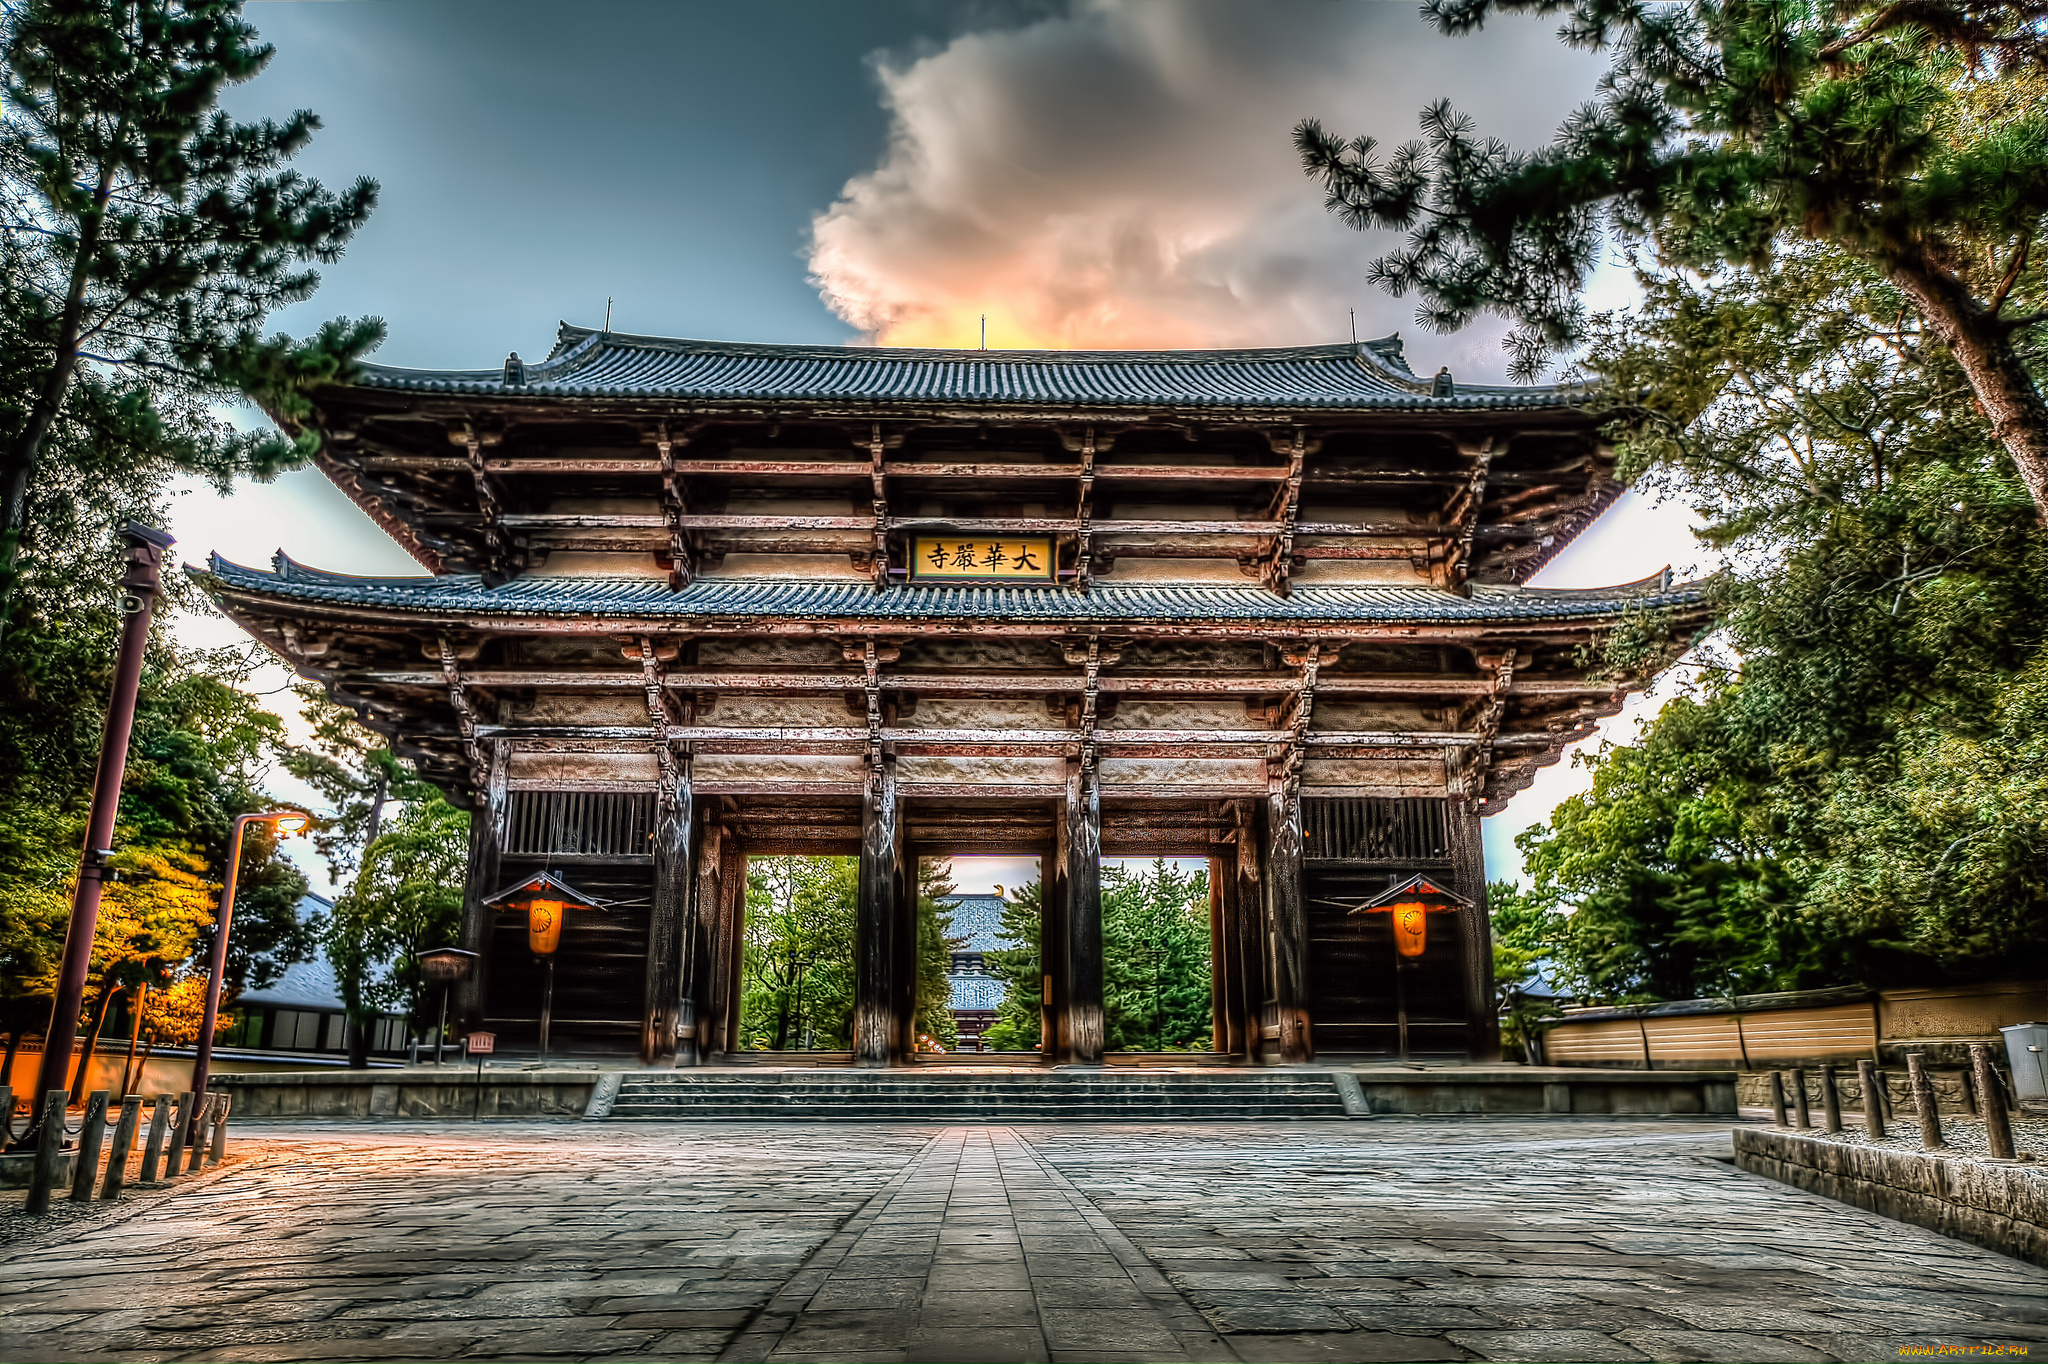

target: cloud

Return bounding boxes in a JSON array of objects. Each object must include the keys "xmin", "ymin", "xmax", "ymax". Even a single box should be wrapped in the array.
[{"xmin": 808, "ymin": 0, "xmax": 1605, "ymax": 375}]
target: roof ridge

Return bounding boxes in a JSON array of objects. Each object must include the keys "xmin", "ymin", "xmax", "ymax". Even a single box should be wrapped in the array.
[{"xmin": 551, "ymin": 324, "xmax": 1414, "ymax": 367}]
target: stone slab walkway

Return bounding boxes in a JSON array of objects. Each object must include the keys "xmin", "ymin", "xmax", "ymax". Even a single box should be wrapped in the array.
[{"xmin": 0, "ymin": 1119, "xmax": 2038, "ymax": 1363}]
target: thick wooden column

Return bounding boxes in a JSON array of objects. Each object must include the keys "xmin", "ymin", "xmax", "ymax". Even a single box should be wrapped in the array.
[
  {"xmin": 642, "ymin": 760, "xmax": 695, "ymax": 1066},
  {"xmin": 454, "ymin": 741, "xmax": 507, "ymax": 1033},
  {"xmin": 1041, "ymin": 835, "xmax": 1066, "ymax": 1060},
  {"xmin": 1233, "ymin": 803, "xmax": 1264, "ymax": 1061},
  {"xmin": 724, "ymin": 850, "xmax": 746, "ymax": 1053},
  {"xmin": 855, "ymin": 762, "xmax": 900, "ymax": 1067},
  {"xmin": 1448, "ymin": 796, "xmax": 1501, "ymax": 1061},
  {"xmin": 1208, "ymin": 855, "xmax": 1229, "ymax": 1053},
  {"xmin": 689, "ymin": 821, "xmax": 723, "ymax": 1057},
  {"xmin": 1263, "ymin": 788, "xmax": 1312, "ymax": 1063},
  {"xmin": 1063, "ymin": 769, "xmax": 1105, "ymax": 1064}
]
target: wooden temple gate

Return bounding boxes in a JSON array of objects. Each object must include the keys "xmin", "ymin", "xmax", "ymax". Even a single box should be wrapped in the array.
[{"xmin": 202, "ymin": 326, "xmax": 1709, "ymax": 1068}]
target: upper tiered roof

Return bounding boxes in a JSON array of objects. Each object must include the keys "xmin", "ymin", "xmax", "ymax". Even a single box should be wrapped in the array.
[{"xmin": 349, "ymin": 325, "xmax": 1581, "ymax": 414}]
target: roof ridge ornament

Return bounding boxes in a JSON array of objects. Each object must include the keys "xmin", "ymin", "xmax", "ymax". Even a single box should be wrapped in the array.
[{"xmin": 503, "ymin": 352, "xmax": 525, "ymax": 386}]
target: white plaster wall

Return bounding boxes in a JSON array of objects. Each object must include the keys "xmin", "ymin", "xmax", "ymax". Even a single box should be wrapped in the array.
[
  {"xmin": 508, "ymin": 750, "xmax": 660, "ymax": 783},
  {"xmin": 1096, "ymin": 757, "xmax": 1265, "ymax": 788},
  {"xmin": 706, "ymin": 553, "xmax": 868, "ymax": 579},
  {"xmin": 695, "ymin": 754, "xmax": 867, "ymax": 786},
  {"xmin": 895, "ymin": 755, "xmax": 1068, "ymax": 785},
  {"xmin": 529, "ymin": 551, "xmax": 666, "ymax": 578}
]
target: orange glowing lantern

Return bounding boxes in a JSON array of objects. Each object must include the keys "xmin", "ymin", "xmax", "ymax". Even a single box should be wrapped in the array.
[
  {"xmin": 484, "ymin": 872, "xmax": 601, "ymax": 957},
  {"xmin": 1351, "ymin": 875, "xmax": 1473, "ymax": 958}
]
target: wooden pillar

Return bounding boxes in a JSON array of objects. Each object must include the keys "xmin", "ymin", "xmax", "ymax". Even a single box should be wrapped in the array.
[
  {"xmin": 1041, "ymin": 834, "xmax": 1066, "ymax": 1060},
  {"xmin": 642, "ymin": 759, "xmax": 695, "ymax": 1066},
  {"xmin": 855, "ymin": 762, "xmax": 900, "ymax": 1067},
  {"xmin": 1233, "ymin": 802, "xmax": 1264, "ymax": 1062},
  {"xmin": 720, "ymin": 847, "xmax": 746, "ymax": 1055},
  {"xmin": 687, "ymin": 821, "xmax": 721, "ymax": 1058},
  {"xmin": 1064, "ymin": 768, "xmax": 1105, "ymax": 1064},
  {"xmin": 1208, "ymin": 854, "xmax": 1229, "ymax": 1054},
  {"xmin": 1263, "ymin": 788, "xmax": 1312, "ymax": 1063},
  {"xmin": 454, "ymin": 741, "xmax": 507, "ymax": 1033},
  {"xmin": 1447, "ymin": 796, "xmax": 1501, "ymax": 1061},
  {"xmin": 894, "ymin": 841, "xmax": 919, "ymax": 1059}
]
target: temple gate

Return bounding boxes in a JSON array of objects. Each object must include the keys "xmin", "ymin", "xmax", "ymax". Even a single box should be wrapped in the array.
[{"xmin": 202, "ymin": 327, "xmax": 1708, "ymax": 1067}]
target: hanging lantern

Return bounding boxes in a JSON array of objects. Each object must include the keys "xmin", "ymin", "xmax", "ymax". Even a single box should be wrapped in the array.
[
  {"xmin": 1351, "ymin": 874, "xmax": 1473, "ymax": 958},
  {"xmin": 484, "ymin": 872, "xmax": 601, "ymax": 956}
]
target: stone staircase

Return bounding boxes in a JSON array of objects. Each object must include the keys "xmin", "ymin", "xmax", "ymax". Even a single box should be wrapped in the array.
[{"xmin": 605, "ymin": 1069, "xmax": 1351, "ymax": 1121}]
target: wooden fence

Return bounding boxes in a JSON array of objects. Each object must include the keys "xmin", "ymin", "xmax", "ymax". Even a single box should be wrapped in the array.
[{"xmin": 1537, "ymin": 980, "xmax": 2044, "ymax": 1070}]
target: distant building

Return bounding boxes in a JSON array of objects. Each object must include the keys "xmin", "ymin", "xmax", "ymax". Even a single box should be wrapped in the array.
[
  {"xmin": 222, "ymin": 894, "xmax": 412, "ymax": 1059},
  {"xmin": 942, "ymin": 894, "xmax": 1014, "ymax": 1052}
]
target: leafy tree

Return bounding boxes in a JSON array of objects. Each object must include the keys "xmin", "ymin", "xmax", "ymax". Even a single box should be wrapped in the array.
[
  {"xmin": 1102, "ymin": 859, "xmax": 1212, "ymax": 1051},
  {"xmin": 321, "ymin": 793, "xmax": 467, "ymax": 1048},
  {"xmin": 1506, "ymin": 244, "xmax": 2047, "ymax": 1000},
  {"xmin": 0, "ymin": 0, "xmax": 379, "ymax": 629},
  {"xmin": 981, "ymin": 880, "xmax": 1044, "ymax": 1052},
  {"xmin": 738, "ymin": 856, "xmax": 857, "ymax": 1050},
  {"xmin": 1489, "ymin": 880, "xmax": 1561, "ymax": 1061},
  {"xmin": 1296, "ymin": 0, "xmax": 2048, "ymax": 519},
  {"xmin": 284, "ymin": 683, "xmax": 422, "ymax": 883},
  {"xmin": 913, "ymin": 858, "xmax": 962, "ymax": 1050}
]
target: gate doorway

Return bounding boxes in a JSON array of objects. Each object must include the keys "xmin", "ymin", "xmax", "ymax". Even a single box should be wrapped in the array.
[
  {"xmin": 1100, "ymin": 859, "xmax": 1216, "ymax": 1053},
  {"xmin": 736, "ymin": 856, "xmax": 859, "ymax": 1052},
  {"xmin": 1305, "ymin": 866, "xmax": 1471, "ymax": 1059}
]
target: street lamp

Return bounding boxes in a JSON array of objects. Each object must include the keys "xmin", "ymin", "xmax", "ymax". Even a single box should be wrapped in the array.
[
  {"xmin": 414, "ymin": 947, "xmax": 479, "ymax": 1066},
  {"xmin": 187, "ymin": 810, "xmax": 310, "ymax": 1137},
  {"xmin": 485, "ymin": 872, "xmax": 601, "ymax": 1058}
]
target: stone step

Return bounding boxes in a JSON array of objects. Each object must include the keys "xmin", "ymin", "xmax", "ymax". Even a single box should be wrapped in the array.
[{"xmin": 602, "ymin": 1071, "xmax": 1350, "ymax": 1120}]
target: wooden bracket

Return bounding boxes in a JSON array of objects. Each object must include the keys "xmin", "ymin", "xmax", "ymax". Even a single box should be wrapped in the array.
[
  {"xmin": 1059, "ymin": 636, "xmax": 1125, "ymax": 667},
  {"xmin": 438, "ymin": 634, "xmax": 487, "ymax": 790},
  {"xmin": 868, "ymin": 423, "xmax": 890, "ymax": 589},
  {"xmin": 1270, "ymin": 643, "xmax": 1321, "ymax": 797},
  {"xmin": 1262, "ymin": 428, "xmax": 1307, "ymax": 597},
  {"xmin": 657, "ymin": 422, "xmax": 693, "ymax": 591},
  {"xmin": 1075, "ymin": 424, "xmax": 1096, "ymax": 590},
  {"xmin": 1444, "ymin": 436, "xmax": 1496, "ymax": 593},
  {"xmin": 450, "ymin": 426, "xmax": 511, "ymax": 585}
]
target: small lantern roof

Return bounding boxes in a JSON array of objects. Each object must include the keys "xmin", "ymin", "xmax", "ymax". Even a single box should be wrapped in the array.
[
  {"xmin": 483, "ymin": 870, "xmax": 603, "ymax": 910},
  {"xmin": 1350, "ymin": 874, "xmax": 1474, "ymax": 913}
]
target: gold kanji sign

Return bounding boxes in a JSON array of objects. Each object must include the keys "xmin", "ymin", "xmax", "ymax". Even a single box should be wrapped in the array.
[{"xmin": 911, "ymin": 537, "xmax": 1055, "ymax": 581}]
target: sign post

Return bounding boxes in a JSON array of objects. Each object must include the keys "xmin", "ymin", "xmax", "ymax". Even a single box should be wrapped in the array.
[{"xmin": 466, "ymin": 1031, "xmax": 495, "ymax": 1121}]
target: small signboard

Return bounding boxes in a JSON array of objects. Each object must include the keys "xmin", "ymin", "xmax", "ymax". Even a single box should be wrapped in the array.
[
  {"xmin": 466, "ymin": 1031, "xmax": 496, "ymax": 1056},
  {"xmin": 911, "ymin": 536, "xmax": 1055, "ymax": 581}
]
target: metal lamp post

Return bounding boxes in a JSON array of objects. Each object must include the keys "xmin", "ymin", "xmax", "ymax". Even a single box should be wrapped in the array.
[
  {"xmin": 186, "ymin": 810, "xmax": 310, "ymax": 1137},
  {"xmin": 414, "ymin": 948, "xmax": 479, "ymax": 1065},
  {"xmin": 17, "ymin": 524, "xmax": 173, "ymax": 1151}
]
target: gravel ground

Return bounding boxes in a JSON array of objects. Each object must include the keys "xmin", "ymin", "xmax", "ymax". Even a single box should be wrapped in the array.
[{"xmin": 1778, "ymin": 1111, "xmax": 2048, "ymax": 1170}]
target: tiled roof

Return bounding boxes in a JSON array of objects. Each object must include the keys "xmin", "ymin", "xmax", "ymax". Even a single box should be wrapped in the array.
[
  {"xmin": 940, "ymin": 895, "xmax": 1014, "ymax": 953},
  {"xmin": 948, "ymin": 974, "xmax": 1008, "ymax": 1012},
  {"xmin": 348, "ymin": 324, "xmax": 1581, "ymax": 413},
  {"xmin": 199, "ymin": 555, "xmax": 1704, "ymax": 627},
  {"xmin": 238, "ymin": 894, "xmax": 344, "ymax": 1011}
]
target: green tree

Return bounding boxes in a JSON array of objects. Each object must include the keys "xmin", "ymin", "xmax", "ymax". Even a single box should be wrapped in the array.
[
  {"xmin": 738, "ymin": 857, "xmax": 857, "ymax": 1050},
  {"xmin": 322, "ymin": 793, "xmax": 467, "ymax": 1048},
  {"xmin": 1488, "ymin": 881, "xmax": 1561, "ymax": 1061},
  {"xmin": 1102, "ymin": 859, "xmax": 1212, "ymax": 1051},
  {"xmin": 1507, "ymin": 244, "xmax": 2048, "ymax": 999},
  {"xmin": 1296, "ymin": 0, "xmax": 2048, "ymax": 519},
  {"xmin": 981, "ymin": 880, "xmax": 1043, "ymax": 1052},
  {"xmin": 0, "ymin": 0, "xmax": 379, "ymax": 628},
  {"xmin": 914, "ymin": 858, "xmax": 963, "ymax": 1050}
]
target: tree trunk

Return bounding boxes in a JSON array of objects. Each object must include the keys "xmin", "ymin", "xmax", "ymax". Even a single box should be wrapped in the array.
[
  {"xmin": 68, "ymin": 983, "xmax": 119, "ymax": 1103},
  {"xmin": 346, "ymin": 1015, "xmax": 369, "ymax": 1069},
  {"xmin": 1887, "ymin": 254, "xmax": 2048, "ymax": 522}
]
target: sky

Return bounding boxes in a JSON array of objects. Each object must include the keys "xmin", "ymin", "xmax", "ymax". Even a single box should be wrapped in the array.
[{"xmin": 171, "ymin": 0, "xmax": 1708, "ymax": 895}]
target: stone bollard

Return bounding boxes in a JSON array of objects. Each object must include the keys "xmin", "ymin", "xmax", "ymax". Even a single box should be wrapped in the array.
[
  {"xmin": 1768, "ymin": 1071, "xmax": 1789, "ymax": 1126},
  {"xmin": 1818, "ymin": 1065, "xmax": 1842, "ymax": 1134},
  {"xmin": 162, "ymin": 1091, "xmax": 193, "ymax": 1177},
  {"xmin": 208, "ymin": 1093, "xmax": 231, "ymax": 1165},
  {"xmin": 1971, "ymin": 1043, "xmax": 2016, "ymax": 1160},
  {"xmin": 68, "ymin": 1090, "xmax": 111, "ymax": 1202},
  {"xmin": 0, "ymin": 1085, "xmax": 12, "ymax": 1143},
  {"xmin": 1907, "ymin": 1053, "xmax": 1944, "ymax": 1150},
  {"xmin": 101, "ymin": 1096, "xmax": 143, "ymax": 1199},
  {"xmin": 25, "ymin": 1091, "xmax": 67, "ymax": 1216},
  {"xmin": 186, "ymin": 1094, "xmax": 216, "ymax": 1173},
  {"xmin": 139, "ymin": 1095, "xmax": 171, "ymax": 1184},
  {"xmin": 1857, "ymin": 1059, "xmax": 1886, "ymax": 1139},
  {"xmin": 1789, "ymin": 1069, "xmax": 1811, "ymax": 1128}
]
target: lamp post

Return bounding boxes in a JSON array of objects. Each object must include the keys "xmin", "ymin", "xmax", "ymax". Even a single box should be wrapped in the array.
[
  {"xmin": 16, "ymin": 525, "xmax": 173, "ymax": 1150},
  {"xmin": 187, "ymin": 810, "xmax": 310, "ymax": 1137},
  {"xmin": 414, "ymin": 948, "xmax": 479, "ymax": 1065}
]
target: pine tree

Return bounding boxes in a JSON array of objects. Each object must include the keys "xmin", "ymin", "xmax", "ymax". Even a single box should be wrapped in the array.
[
  {"xmin": 1297, "ymin": 0, "xmax": 2048, "ymax": 519},
  {"xmin": 0, "ymin": 0, "xmax": 379, "ymax": 631}
]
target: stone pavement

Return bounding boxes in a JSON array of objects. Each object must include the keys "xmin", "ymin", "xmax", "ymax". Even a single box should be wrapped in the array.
[{"xmin": 0, "ymin": 1119, "xmax": 2038, "ymax": 1363}]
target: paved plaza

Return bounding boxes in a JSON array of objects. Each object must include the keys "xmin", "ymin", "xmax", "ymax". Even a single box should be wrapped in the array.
[{"xmin": 0, "ymin": 1119, "xmax": 2038, "ymax": 1363}]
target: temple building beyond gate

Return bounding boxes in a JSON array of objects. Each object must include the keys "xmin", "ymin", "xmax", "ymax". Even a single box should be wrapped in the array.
[{"xmin": 201, "ymin": 326, "xmax": 1709, "ymax": 1067}]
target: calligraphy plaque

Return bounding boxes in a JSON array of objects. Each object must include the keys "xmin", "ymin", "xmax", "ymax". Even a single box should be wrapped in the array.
[{"xmin": 910, "ymin": 536, "xmax": 1056, "ymax": 581}]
